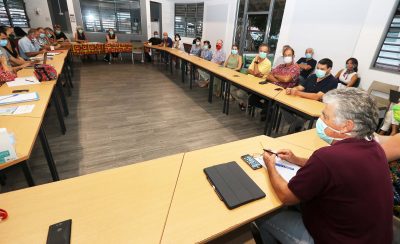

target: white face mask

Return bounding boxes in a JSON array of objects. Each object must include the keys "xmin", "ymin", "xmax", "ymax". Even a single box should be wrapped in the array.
[
  {"xmin": 175, "ymin": 37, "xmax": 179, "ymax": 41},
  {"xmin": 283, "ymin": 56, "xmax": 293, "ymax": 64}
]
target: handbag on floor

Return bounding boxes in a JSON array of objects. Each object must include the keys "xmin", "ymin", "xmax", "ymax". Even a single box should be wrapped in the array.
[{"xmin": 34, "ymin": 64, "xmax": 57, "ymax": 81}]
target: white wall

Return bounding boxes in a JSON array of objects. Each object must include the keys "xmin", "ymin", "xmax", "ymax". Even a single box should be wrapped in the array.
[
  {"xmin": 276, "ymin": 0, "xmax": 400, "ymax": 89},
  {"xmin": 145, "ymin": 0, "xmax": 175, "ymax": 39},
  {"xmin": 24, "ymin": 0, "xmax": 53, "ymax": 28}
]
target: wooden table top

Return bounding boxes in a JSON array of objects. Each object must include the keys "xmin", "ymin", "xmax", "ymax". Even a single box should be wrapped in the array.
[
  {"xmin": 274, "ymin": 91, "xmax": 326, "ymax": 117},
  {"xmin": 0, "ymin": 116, "xmax": 42, "ymax": 169},
  {"xmin": 161, "ymin": 135, "xmax": 313, "ymax": 243},
  {"xmin": 277, "ymin": 128, "xmax": 329, "ymax": 152},
  {"xmin": 0, "ymin": 153, "xmax": 184, "ymax": 244}
]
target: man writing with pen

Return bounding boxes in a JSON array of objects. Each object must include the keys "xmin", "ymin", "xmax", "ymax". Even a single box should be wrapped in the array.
[{"xmin": 254, "ymin": 88, "xmax": 393, "ymax": 244}]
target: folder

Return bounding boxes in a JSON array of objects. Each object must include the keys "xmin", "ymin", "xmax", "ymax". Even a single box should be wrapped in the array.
[{"xmin": 0, "ymin": 92, "xmax": 39, "ymax": 106}]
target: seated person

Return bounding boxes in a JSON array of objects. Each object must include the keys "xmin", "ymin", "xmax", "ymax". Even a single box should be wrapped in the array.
[
  {"xmin": 159, "ymin": 32, "xmax": 173, "ymax": 63},
  {"xmin": 296, "ymin": 48, "xmax": 316, "ymax": 82},
  {"xmin": 265, "ymin": 46, "xmax": 300, "ymax": 88},
  {"xmin": 44, "ymin": 27, "xmax": 62, "ymax": 49},
  {"xmin": 273, "ymin": 44, "xmax": 291, "ymax": 67},
  {"xmin": 173, "ymin": 34, "xmax": 182, "ymax": 50},
  {"xmin": 14, "ymin": 27, "xmax": 27, "ymax": 38},
  {"xmin": 197, "ymin": 39, "xmax": 226, "ymax": 89},
  {"xmin": 379, "ymin": 103, "xmax": 400, "ymax": 136},
  {"xmin": 0, "ymin": 31, "xmax": 32, "ymax": 72},
  {"xmin": 0, "ymin": 54, "xmax": 16, "ymax": 83},
  {"xmin": 37, "ymin": 27, "xmax": 51, "ymax": 49},
  {"xmin": 104, "ymin": 28, "xmax": 118, "ymax": 62},
  {"xmin": 144, "ymin": 31, "xmax": 162, "ymax": 62},
  {"xmin": 335, "ymin": 58, "xmax": 359, "ymax": 88},
  {"xmin": 200, "ymin": 40, "xmax": 212, "ymax": 61},
  {"xmin": 53, "ymin": 25, "xmax": 69, "ymax": 42},
  {"xmin": 286, "ymin": 58, "xmax": 338, "ymax": 101},
  {"xmin": 74, "ymin": 26, "xmax": 88, "ymax": 43},
  {"xmin": 256, "ymin": 88, "xmax": 393, "ymax": 244},
  {"xmin": 190, "ymin": 37, "xmax": 202, "ymax": 56},
  {"xmin": 247, "ymin": 43, "xmax": 271, "ymax": 78},
  {"xmin": 18, "ymin": 28, "xmax": 44, "ymax": 60}
]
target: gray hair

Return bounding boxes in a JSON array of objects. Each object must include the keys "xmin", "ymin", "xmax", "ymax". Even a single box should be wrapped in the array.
[{"xmin": 322, "ymin": 88, "xmax": 379, "ymax": 139}]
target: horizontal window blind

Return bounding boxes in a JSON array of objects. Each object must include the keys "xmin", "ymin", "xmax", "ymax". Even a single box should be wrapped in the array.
[
  {"xmin": 174, "ymin": 3, "xmax": 204, "ymax": 38},
  {"xmin": 0, "ymin": 0, "xmax": 29, "ymax": 28}
]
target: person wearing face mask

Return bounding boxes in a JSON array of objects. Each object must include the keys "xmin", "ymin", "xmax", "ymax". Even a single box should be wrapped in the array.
[
  {"xmin": 3, "ymin": 27, "xmax": 20, "ymax": 59},
  {"xmin": 296, "ymin": 48, "xmax": 317, "ymax": 83},
  {"xmin": 75, "ymin": 26, "xmax": 88, "ymax": 43},
  {"xmin": 104, "ymin": 28, "xmax": 119, "ymax": 63},
  {"xmin": 145, "ymin": 31, "xmax": 162, "ymax": 62},
  {"xmin": 53, "ymin": 25, "xmax": 69, "ymax": 42},
  {"xmin": 18, "ymin": 28, "xmax": 44, "ymax": 60},
  {"xmin": 0, "ymin": 31, "xmax": 32, "ymax": 72},
  {"xmin": 247, "ymin": 44, "xmax": 271, "ymax": 78},
  {"xmin": 286, "ymin": 58, "xmax": 338, "ymax": 101},
  {"xmin": 159, "ymin": 32, "xmax": 173, "ymax": 63},
  {"xmin": 335, "ymin": 58, "xmax": 359, "ymax": 88},
  {"xmin": 273, "ymin": 44, "xmax": 291, "ymax": 67},
  {"xmin": 173, "ymin": 34, "xmax": 182, "ymax": 50},
  {"xmin": 200, "ymin": 40, "xmax": 212, "ymax": 61},
  {"xmin": 189, "ymin": 37, "xmax": 202, "ymax": 57},
  {"xmin": 379, "ymin": 102, "xmax": 400, "ymax": 136},
  {"xmin": 265, "ymin": 47, "xmax": 300, "ymax": 88},
  {"xmin": 198, "ymin": 39, "xmax": 226, "ymax": 92},
  {"xmin": 255, "ymin": 88, "xmax": 393, "ymax": 244},
  {"xmin": 37, "ymin": 27, "xmax": 51, "ymax": 49}
]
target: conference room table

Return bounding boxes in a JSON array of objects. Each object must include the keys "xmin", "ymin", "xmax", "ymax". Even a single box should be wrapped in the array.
[
  {"xmin": 0, "ymin": 135, "xmax": 314, "ymax": 243},
  {"xmin": 144, "ymin": 44, "xmax": 326, "ymax": 136},
  {"xmin": 278, "ymin": 128, "xmax": 329, "ymax": 151},
  {"xmin": 0, "ymin": 49, "xmax": 72, "ymax": 185}
]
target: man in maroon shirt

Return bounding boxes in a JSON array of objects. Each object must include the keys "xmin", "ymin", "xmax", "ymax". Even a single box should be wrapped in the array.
[{"xmin": 256, "ymin": 88, "xmax": 393, "ymax": 244}]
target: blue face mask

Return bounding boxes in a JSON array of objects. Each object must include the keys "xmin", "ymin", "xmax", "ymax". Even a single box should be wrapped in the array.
[
  {"xmin": 0, "ymin": 39, "xmax": 8, "ymax": 47},
  {"xmin": 315, "ymin": 69, "xmax": 326, "ymax": 78},
  {"xmin": 203, "ymin": 45, "xmax": 208, "ymax": 49},
  {"xmin": 109, "ymin": 31, "xmax": 114, "ymax": 35},
  {"xmin": 316, "ymin": 118, "xmax": 334, "ymax": 144},
  {"xmin": 259, "ymin": 51, "xmax": 267, "ymax": 59},
  {"xmin": 39, "ymin": 33, "xmax": 46, "ymax": 39},
  {"xmin": 231, "ymin": 49, "xmax": 238, "ymax": 55},
  {"xmin": 305, "ymin": 53, "xmax": 312, "ymax": 59}
]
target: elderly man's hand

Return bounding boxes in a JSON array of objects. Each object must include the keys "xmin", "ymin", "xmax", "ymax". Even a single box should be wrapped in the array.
[
  {"xmin": 263, "ymin": 152, "xmax": 276, "ymax": 169},
  {"xmin": 277, "ymin": 149, "xmax": 297, "ymax": 163}
]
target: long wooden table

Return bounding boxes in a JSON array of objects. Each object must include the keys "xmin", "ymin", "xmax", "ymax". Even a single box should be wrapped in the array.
[
  {"xmin": 161, "ymin": 135, "xmax": 313, "ymax": 243},
  {"xmin": 145, "ymin": 44, "xmax": 325, "ymax": 137},
  {"xmin": 0, "ymin": 154, "xmax": 184, "ymax": 244},
  {"xmin": 0, "ymin": 49, "xmax": 73, "ymax": 185}
]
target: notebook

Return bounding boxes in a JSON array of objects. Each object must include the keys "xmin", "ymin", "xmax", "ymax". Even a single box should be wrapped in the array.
[
  {"xmin": 204, "ymin": 161, "xmax": 266, "ymax": 209},
  {"xmin": 0, "ymin": 92, "xmax": 39, "ymax": 105}
]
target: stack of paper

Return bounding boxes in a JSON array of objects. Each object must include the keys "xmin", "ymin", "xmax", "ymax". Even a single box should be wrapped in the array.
[
  {"xmin": 0, "ymin": 92, "xmax": 39, "ymax": 105},
  {"xmin": 0, "ymin": 105, "xmax": 35, "ymax": 115},
  {"xmin": 7, "ymin": 76, "xmax": 40, "ymax": 87},
  {"xmin": 255, "ymin": 156, "xmax": 300, "ymax": 182}
]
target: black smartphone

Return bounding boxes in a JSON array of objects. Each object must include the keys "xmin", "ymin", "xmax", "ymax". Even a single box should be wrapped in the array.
[
  {"xmin": 259, "ymin": 81, "xmax": 268, "ymax": 85},
  {"xmin": 241, "ymin": 154, "xmax": 262, "ymax": 170},
  {"xmin": 12, "ymin": 89, "xmax": 29, "ymax": 93},
  {"xmin": 274, "ymin": 87, "xmax": 283, "ymax": 91},
  {"xmin": 46, "ymin": 219, "xmax": 72, "ymax": 244}
]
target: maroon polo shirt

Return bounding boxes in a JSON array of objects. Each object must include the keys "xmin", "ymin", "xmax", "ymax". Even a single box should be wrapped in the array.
[{"xmin": 288, "ymin": 138, "xmax": 393, "ymax": 244}]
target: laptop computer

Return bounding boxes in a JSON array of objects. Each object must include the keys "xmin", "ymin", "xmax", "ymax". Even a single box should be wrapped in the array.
[{"xmin": 204, "ymin": 161, "xmax": 266, "ymax": 209}]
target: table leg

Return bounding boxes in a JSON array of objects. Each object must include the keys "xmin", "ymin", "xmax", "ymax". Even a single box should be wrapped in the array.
[
  {"xmin": 56, "ymin": 79, "xmax": 69, "ymax": 117},
  {"xmin": 264, "ymin": 100, "xmax": 276, "ymax": 136},
  {"xmin": 308, "ymin": 118, "xmax": 315, "ymax": 129},
  {"xmin": 65, "ymin": 65, "xmax": 74, "ymax": 88},
  {"xmin": 208, "ymin": 74, "xmax": 214, "ymax": 103},
  {"xmin": 190, "ymin": 64, "xmax": 193, "ymax": 89},
  {"xmin": 170, "ymin": 56, "xmax": 173, "ymax": 73},
  {"xmin": 226, "ymin": 81, "xmax": 231, "ymax": 115},
  {"xmin": 21, "ymin": 160, "xmax": 35, "ymax": 186},
  {"xmin": 39, "ymin": 125, "xmax": 60, "ymax": 181},
  {"xmin": 63, "ymin": 73, "xmax": 72, "ymax": 97},
  {"xmin": 181, "ymin": 60, "xmax": 185, "ymax": 83},
  {"xmin": 52, "ymin": 90, "xmax": 66, "ymax": 135}
]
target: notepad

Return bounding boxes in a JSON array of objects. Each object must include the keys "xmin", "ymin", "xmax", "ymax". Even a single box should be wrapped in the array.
[
  {"xmin": 7, "ymin": 76, "xmax": 40, "ymax": 87},
  {"xmin": 0, "ymin": 92, "xmax": 39, "ymax": 105},
  {"xmin": 254, "ymin": 156, "xmax": 300, "ymax": 182},
  {"xmin": 47, "ymin": 52, "xmax": 62, "ymax": 56}
]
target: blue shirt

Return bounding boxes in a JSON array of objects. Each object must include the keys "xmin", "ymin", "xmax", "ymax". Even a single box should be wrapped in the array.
[
  {"xmin": 211, "ymin": 49, "xmax": 226, "ymax": 64},
  {"xmin": 200, "ymin": 49, "xmax": 213, "ymax": 61},
  {"xmin": 161, "ymin": 37, "xmax": 173, "ymax": 48},
  {"xmin": 190, "ymin": 45, "xmax": 202, "ymax": 56},
  {"xmin": 18, "ymin": 36, "xmax": 40, "ymax": 60}
]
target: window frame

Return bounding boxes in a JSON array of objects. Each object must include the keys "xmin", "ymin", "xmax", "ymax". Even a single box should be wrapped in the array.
[
  {"xmin": 0, "ymin": 0, "xmax": 30, "ymax": 28},
  {"xmin": 373, "ymin": 0, "xmax": 400, "ymax": 73},
  {"xmin": 174, "ymin": 3, "xmax": 204, "ymax": 38}
]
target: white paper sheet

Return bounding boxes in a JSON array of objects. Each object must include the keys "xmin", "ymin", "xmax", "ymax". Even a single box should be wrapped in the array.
[
  {"xmin": 0, "ymin": 92, "xmax": 39, "ymax": 105},
  {"xmin": 254, "ymin": 156, "xmax": 300, "ymax": 182},
  {"xmin": 7, "ymin": 76, "xmax": 40, "ymax": 87}
]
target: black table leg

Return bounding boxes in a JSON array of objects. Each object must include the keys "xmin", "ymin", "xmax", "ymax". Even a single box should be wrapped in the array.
[
  {"xmin": 190, "ymin": 64, "xmax": 194, "ymax": 89},
  {"xmin": 65, "ymin": 65, "xmax": 74, "ymax": 88},
  {"xmin": 21, "ymin": 160, "xmax": 35, "ymax": 186},
  {"xmin": 52, "ymin": 90, "xmax": 66, "ymax": 135},
  {"xmin": 56, "ymin": 79, "xmax": 69, "ymax": 117},
  {"xmin": 264, "ymin": 101, "xmax": 276, "ymax": 136},
  {"xmin": 170, "ymin": 56, "xmax": 173, "ymax": 73},
  {"xmin": 308, "ymin": 118, "xmax": 315, "ymax": 129},
  {"xmin": 181, "ymin": 60, "xmax": 185, "ymax": 83},
  {"xmin": 39, "ymin": 125, "xmax": 60, "ymax": 181},
  {"xmin": 208, "ymin": 74, "xmax": 214, "ymax": 103},
  {"xmin": 63, "ymin": 73, "xmax": 72, "ymax": 97},
  {"xmin": 226, "ymin": 81, "xmax": 231, "ymax": 115}
]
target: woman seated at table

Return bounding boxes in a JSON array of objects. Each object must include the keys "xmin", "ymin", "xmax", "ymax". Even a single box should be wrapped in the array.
[
  {"xmin": 200, "ymin": 40, "xmax": 212, "ymax": 61},
  {"xmin": 104, "ymin": 28, "xmax": 118, "ymax": 62},
  {"xmin": 54, "ymin": 25, "xmax": 69, "ymax": 42},
  {"xmin": 0, "ymin": 30, "xmax": 32, "ymax": 72},
  {"xmin": 190, "ymin": 37, "xmax": 202, "ymax": 57},
  {"xmin": 74, "ymin": 26, "xmax": 88, "ymax": 43},
  {"xmin": 0, "ymin": 54, "xmax": 16, "ymax": 83},
  {"xmin": 335, "ymin": 58, "xmax": 359, "ymax": 88},
  {"xmin": 173, "ymin": 34, "xmax": 182, "ymax": 50}
]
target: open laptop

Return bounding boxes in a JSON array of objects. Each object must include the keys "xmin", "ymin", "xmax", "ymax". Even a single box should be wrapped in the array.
[{"xmin": 204, "ymin": 161, "xmax": 266, "ymax": 209}]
